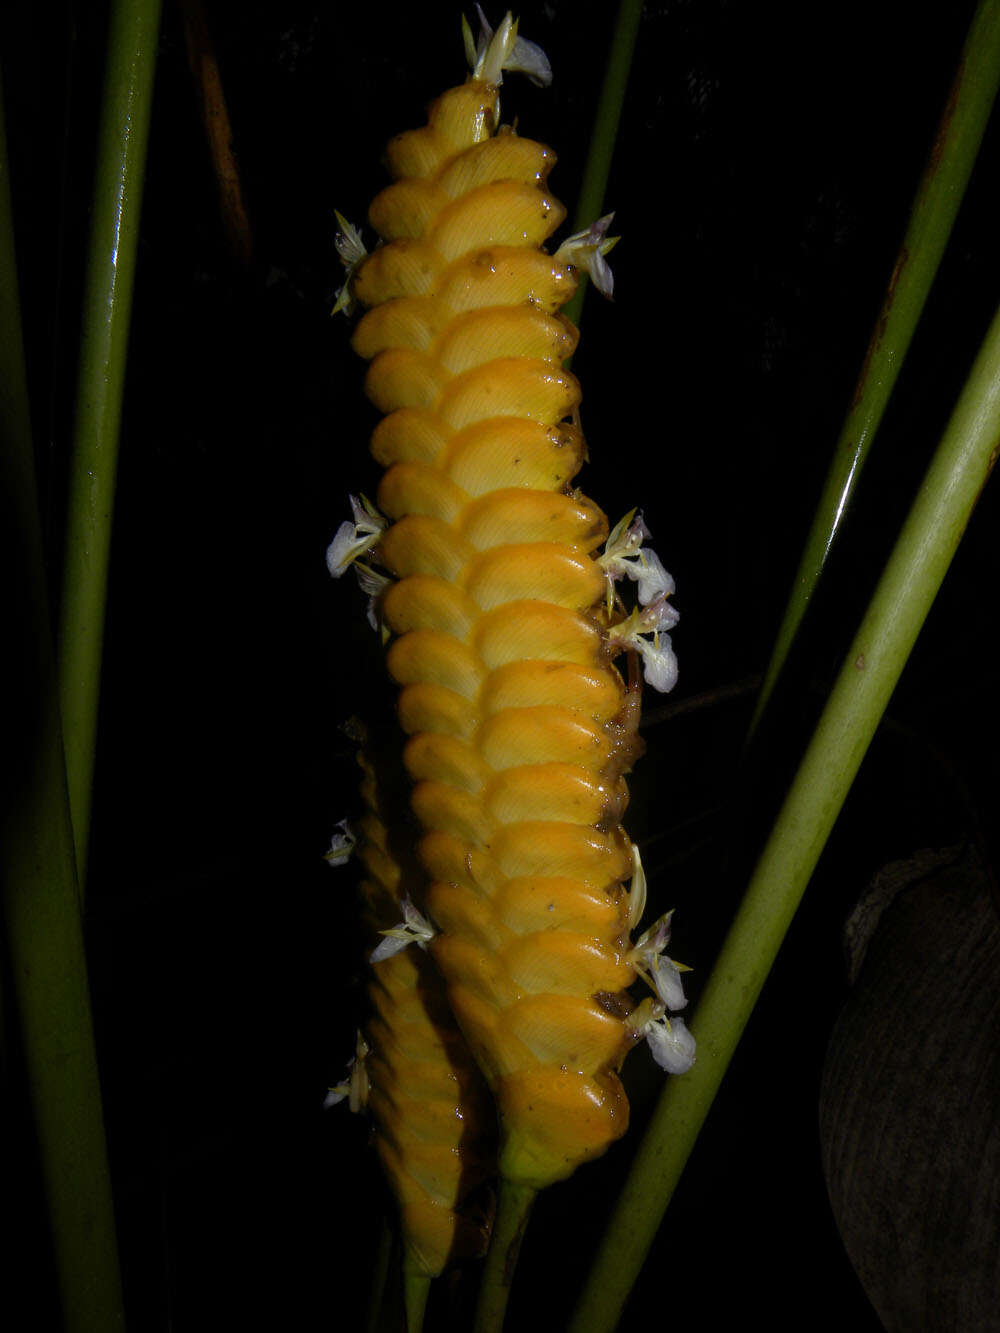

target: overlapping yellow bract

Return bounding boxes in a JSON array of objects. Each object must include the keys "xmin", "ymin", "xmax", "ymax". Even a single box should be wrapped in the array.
[
  {"xmin": 355, "ymin": 734, "xmax": 494, "ymax": 1276},
  {"xmin": 352, "ymin": 70, "xmax": 644, "ymax": 1189}
]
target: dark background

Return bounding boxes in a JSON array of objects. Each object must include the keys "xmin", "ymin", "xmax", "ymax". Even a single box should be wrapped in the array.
[{"xmin": 3, "ymin": 0, "xmax": 998, "ymax": 1327}]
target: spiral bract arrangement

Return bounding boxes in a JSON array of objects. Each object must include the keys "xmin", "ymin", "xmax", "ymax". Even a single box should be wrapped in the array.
[
  {"xmin": 352, "ymin": 727, "xmax": 494, "ymax": 1275},
  {"xmin": 336, "ymin": 18, "xmax": 688, "ymax": 1192}
]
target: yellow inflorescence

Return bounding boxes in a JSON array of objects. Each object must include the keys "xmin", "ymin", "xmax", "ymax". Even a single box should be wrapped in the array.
[
  {"xmin": 355, "ymin": 732, "xmax": 494, "ymax": 1275},
  {"xmin": 350, "ymin": 66, "xmax": 645, "ymax": 1189}
]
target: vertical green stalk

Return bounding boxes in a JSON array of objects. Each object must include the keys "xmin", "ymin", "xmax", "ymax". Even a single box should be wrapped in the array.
[
  {"xmin": 1, "ymin": 72, "xmax": 125, "ymax": 1333},
  {"xmin": 364, "ymin": 1216, "xmax": 394, "ymax": 1333},
  {"xmin": 748, "ymin": 0, "xmax": 1000, "ymax": 737},
  {"xmin": 562, "ymin": 0, "xmax": 643, "ymax": 333},
  {"xmin": 569, "ymin": 297, "xmax": 1000, "ymax": 1333},
  {"xmin": 473, "ymin": 1181, "xmax": 535, "ymax": 1333},
  {"xmin": 58, "ymin": 0, "xmax": 162, "ymax": 888},
  {"xmin": 403, "ymin": 1266, "xmax": 431, "ymax": 1333}
]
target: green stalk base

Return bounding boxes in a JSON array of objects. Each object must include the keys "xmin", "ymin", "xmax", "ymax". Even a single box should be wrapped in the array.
[{"xmin": 473, "ymin": 1181, "xmax": 536, "ymax": 1333}]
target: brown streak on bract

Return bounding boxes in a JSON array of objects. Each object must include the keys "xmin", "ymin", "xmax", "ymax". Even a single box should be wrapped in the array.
[{"xmin": 592, "ymin": 989, "xmax": 635, "ymax": 1020}]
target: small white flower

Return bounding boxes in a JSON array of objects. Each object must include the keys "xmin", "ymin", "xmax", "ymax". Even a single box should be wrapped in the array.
[
  {"xmin": 633, "ymin": 548, "xmax": 674, "ymax": 606},
  {"xmin": 326, "ymin": 494, "xmax": 387, "ymax": 578},
  {"xmin": 324, "ymin": 819, "xmax": 356, "ymax": 867},
  {"xmin": 631, "ymin": 998, "xmax": 696, "ymax": 1075},
  {"xmin": 628, "ymin": 910, "xmax": 691, "ymax": 1012},
  {"xmin": 554, "ymin": 214, "xmax": 620, "ymax": 299},
  {"xmin": 369, "ymin": 896, "xmax": 436, "ymax": 963},
  {"xmin": 331, "ymin": 211, "xmax": 368, "ymax": 317},
  {"xmin": 607, "ymin": 594, "xmax": 680, "ymax": 694},
  {"xmin": 325, "ymin": 1030, "xmax": 370, "ymax": 1112},
  {"xmin": 645, "ymin": 1013, "xmax": 697, "ymax": 1075},
  {"xmin": 599, "ymin": 510, "xmax": 675, "ymax": 611},
  {"xmin": 463, "ymin": 7, "xmax": 552, "ymax": 87},
  {"xmin": 334, "ymin": 212, "xmax": 366, "ymax": 269}
]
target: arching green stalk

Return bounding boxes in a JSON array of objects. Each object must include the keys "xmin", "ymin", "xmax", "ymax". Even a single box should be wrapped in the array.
[
  {"xmin": 748, "ymin": 0, "xmax": 1000, "ymax": 739},
  {"xmin": 562, "ymin": 0, "xmax": 643, "ymax": 335},
  {"xmin": 1, "ymin": 72, "xmax": 125, "ymax": 1333},
  {"xmin": 57, "ymin": 0, "xmax": 162, "ymax": 890},
  {"xmin": 472, "ymin": 1181, "xmax": 536, "ymax": 1333},
  {"xmin": 570, "ymin": 291, "xmax": 1000, "ymax": 1333}
]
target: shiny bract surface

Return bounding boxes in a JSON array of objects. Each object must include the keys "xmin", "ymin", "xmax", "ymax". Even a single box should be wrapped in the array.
[{"xmin": 350, "ymin": 73, "xmax": 644, "ymax": 1188}]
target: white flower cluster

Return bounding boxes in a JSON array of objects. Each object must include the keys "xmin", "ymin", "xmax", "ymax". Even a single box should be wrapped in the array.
[
  {"xmin": 325, "ymin": 1029, "xmax": 370, "ymax": 1112},
  {"xmin": 599, "ymin": 510, "xmax": 673, "ymax": 610},
  {"xmin": 633, "ymin": 999, "xmax": 697, "ymax": 1075},
  {"xmin": 369, "ymin": 897, "xmax": 436, "ymax": 964},
  {"xmin": 602, "ymin": 511, "xmax": 679, "ymax": 694},
  {"xmin": 554, "ymin": 213, "xmax": 620, "ymax": 300},
  {"xmin": 324, "ymin": 819, "xmax": 356, "ymax": 867},
  {"xmin": 326, "ymin": 494, "xmax": 386, "ymax": 577},
  {"xmin": 331, "ymin": 212, "xmax": 367, "ymax": 317},
  {"xmin": 326, "ymin": 495, "xmax": 391, "ymax": 633},
  {"xmin": 625, "ymin": 844, "xmax": 696, "ymax": 1076},
  {"xmin": 463, "ymin": 7, "xmax": 552, "ymax": 87},
  {"xmin": 629, "ymin": 910, "xmax": 691, "ymax": 1015}
]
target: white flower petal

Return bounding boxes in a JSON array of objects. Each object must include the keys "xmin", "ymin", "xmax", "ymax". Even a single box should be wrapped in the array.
[
  {"xmin": 369, "ymin": 896, "xmax": 435, "ymax": 962},
  {"xmin": 634, "ymin": 549, "xmax": 674, "ymax": 605},
  {"xmin": 324, "ymin": 819, "xmax": 355, "ymax": 866},
  {"xmin": 325, "ymin": 520, "xmax": 365, "ymax": 578},
  {"xmin": 638, "ymin": 633, "xmax": 679, "ymax": 694},
  {"xmin": 332, "ymin": 213, "xmax": 367, "ymax": 317},
  {"xmin": 326, "ymin": 495, "xmax": 387, "ymax": 578},
  {"xmin": 599, "ymin": 515, "xmax": 675, "ymax": 612},
  {"xmin": 334, "ymin": 211, "xmax": 367, "ymax": 269},
  {"xmin": 507, "ymin": 34, "xmax": 552, "ymax": 87},
  {"xmin": 651, "ymin": 955, "xmax": 688, "ymax": 1012},
  {"xmin": 629, "ymin": 909, "xmax": 691, "ymax": 1010},
  {"xmin": 326, "ymin": 1031, "xmax": 370, "ymax": 1113},
  {"xmin": 639, "ymin": 592, "xmax": 680, "ymax": 634},
  {"xmin": 588, "ymin": 248, "xmax": 615, "ymax": 299},
  {"xmin": 645, "ymin": 1015, "xmax": 696, "ymax": 1074},
  {"xmin": 554, "ymin": 214, "xmax": 619, "ymax": 298},
  {"xmin": 369, "ymin": 933, "xmax": 411, "ymax": 964}
]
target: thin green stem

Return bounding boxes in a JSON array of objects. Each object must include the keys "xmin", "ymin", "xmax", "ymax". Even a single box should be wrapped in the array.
[
  {"xmin": 364, "ymin": 1216, "xmax": 394, "ymax": 1333},
  {"xmin": 562, "ymin": 0, "xmax": 643, "ymax": 335},
  {"xmin": 472, "ymin": 1180, "xmax": 536, "ymax": 1333},
  {"xmin": 403, "ymin": 1267, "xmax": 431, "ymax": 1333},
  {"xmin": 58, "ymin": 0, "xmax": 162, "ymax": 889},
  {"xmin": 1, "ymin": 72, "xmax": 125, "ymax": 1333},
  {"xmin": 569, "ymin": 296, "xmax": 1000, "ymax": 1333},
  {"xmin": 748, "ymin": 0, "xmax": 1000, "ymax": 738}
]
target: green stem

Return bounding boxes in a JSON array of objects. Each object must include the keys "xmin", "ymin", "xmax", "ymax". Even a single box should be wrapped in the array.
[
  {"xmin": 364, "ymin": 1216, "xmax": 394, "ymax": 1333},
  {"xmin": 472, "ymin": 1180, "xmax": 536, "ymax": 1333},
  {"xmin": 748, "ymin": 0, "xmax": 1000, "ymax": 738},
  {"xmin": 402, "ymin": 1266, "xmax": 431, "ymax": 1333},
  {"xmin": 569, "ymin": 295, "xmax": 1000, "ymax": 1333},
  {"xmin": 58, "ymin": 0, "xmax": 162, "ymax": 889},
  {"xmin": 562, "ymin": 0, "xmax": 643, "ymax": 334},
  {"xmin": 1, "ymin": 72, "xmax": 125, "ymax": 1333}
]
